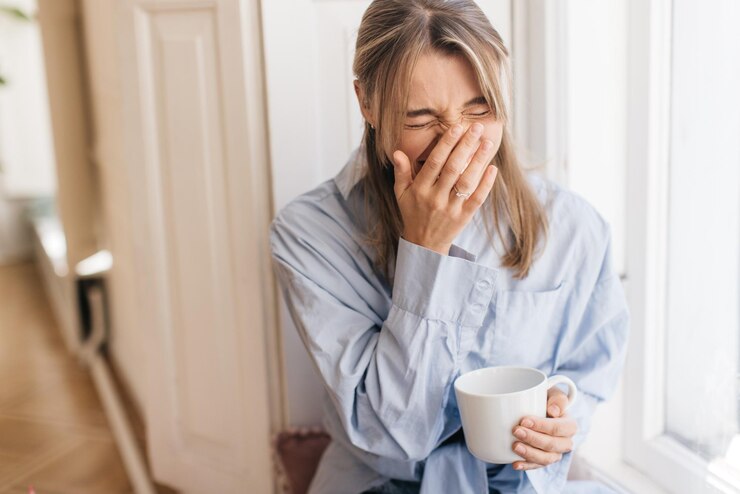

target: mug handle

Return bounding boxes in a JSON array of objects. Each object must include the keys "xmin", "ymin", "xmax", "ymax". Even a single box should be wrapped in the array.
[{"xmin": 545, "ymin": 375, "xmax": 578, "ymax": 411}]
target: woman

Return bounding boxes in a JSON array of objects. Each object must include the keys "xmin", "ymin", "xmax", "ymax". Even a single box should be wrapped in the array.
[{"xmin": 270, "ymin": 1, "xmax": 629, "ymax": 492}]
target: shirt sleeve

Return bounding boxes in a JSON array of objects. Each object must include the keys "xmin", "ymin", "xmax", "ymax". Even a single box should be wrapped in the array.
[
  {"xmin": 557, "ymin": 226, "xmax": 630, "ymax": 412},
  {"xmin": 526, "ymin": 226, "xmax": 630, "ymax": 493},
  {"xmin": 271, "ymin": 211, "xmax": 497, "ymax": 462}
]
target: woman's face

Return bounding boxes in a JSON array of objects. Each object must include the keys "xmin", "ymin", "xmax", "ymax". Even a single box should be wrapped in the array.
[{"xmin": 398, "ymin": 51, "xmax": 504, "ymax": 178}]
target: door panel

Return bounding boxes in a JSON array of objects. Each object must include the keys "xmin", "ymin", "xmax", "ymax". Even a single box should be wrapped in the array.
[{"xmin": 120, "ymin": 0, "xmax": 274, "ymax": 491}]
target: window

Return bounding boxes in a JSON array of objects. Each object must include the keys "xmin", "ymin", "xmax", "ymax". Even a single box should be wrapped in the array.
[
  {"xmin": 624, "ymin": 0, "xmax": 740, "ymax": 492},
  {"xmin": 664, "ymin": 0, "xmax": 740, "ymax": 467}
]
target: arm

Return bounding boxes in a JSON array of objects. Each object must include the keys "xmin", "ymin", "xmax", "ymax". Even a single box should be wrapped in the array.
[
  {"xmin": 513, "ymin": 226, "xmax": 630, "ymax": 491},
  {"xmin": 272, "ymin": 121, "xmax": 499, "ymax": 462},
  {"xmin": 554, "ymin": 226, "xmax": 630, "ymax": 438},
  {"xmin": 272, "ymin": 220, "xmax": 495, "ymax": 462}
]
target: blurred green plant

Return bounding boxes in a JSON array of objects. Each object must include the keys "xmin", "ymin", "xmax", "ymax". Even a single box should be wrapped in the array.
[
  {"xmin": 0, "ymin": 5, "xmax": 31, "ymax": 21},
  {"xmin": 0, "ymin": 4, "xmax": 34, "ymax": 87}
]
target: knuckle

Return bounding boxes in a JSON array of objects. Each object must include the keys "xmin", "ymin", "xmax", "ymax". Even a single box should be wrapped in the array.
[
  {"xmin": 454, "ymin": 179, "xmax": 473, "ymax": 193},
  {"xmin": 549, "ymin": 387, "xmax": 565, "ymax": 397},
  {"xmin": 466, "ymin": 194, "xmax": 484, "ymax": 208},
  {"xmin": 470, "ymin": 153, "xmax": 488, "ymax": 169},
  {"xmin": 464, "ymin": 131, "xmax": 481, "ymax": 146},
  {"xmin": 476, "ymin": 140, "xmax": 493, "ymax": 157},
  {"xmin": 430, "ymin": 196, "xmax": 446, "ymax": 210},
  {"xmin": 444, "ymin": 161, "xmax": 465, "ymax": 176},
  {"xmin": 438, "ymin": 166, "xmax": 457, "ymax": 181},
  {"xmin": 442, "ymin": 133, "xmax": 460, "ymax": 148},
  {"xmin": 426, "ymin": 157, "xmax": 445, "ymax": 170}
]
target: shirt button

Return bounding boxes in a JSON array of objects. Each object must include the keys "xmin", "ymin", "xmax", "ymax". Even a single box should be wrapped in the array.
[{"xmin": 476, "ymin": 279, "xmax": 492, "ymax": 291}]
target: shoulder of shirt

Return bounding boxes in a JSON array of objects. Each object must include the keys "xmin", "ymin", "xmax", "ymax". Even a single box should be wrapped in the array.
[
  {"xmin": 525, "ymin": 170, "xmax": 612, "ymax": 243},
  {"xmin": 270, "ymin": 179, "xmax": 354, "ymax": 255}
]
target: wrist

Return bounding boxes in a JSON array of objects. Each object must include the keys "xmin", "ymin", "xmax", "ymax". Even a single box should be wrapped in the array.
[{"xmin": 401, "ymin": 233, "xmax": 451, "ymax": 256}]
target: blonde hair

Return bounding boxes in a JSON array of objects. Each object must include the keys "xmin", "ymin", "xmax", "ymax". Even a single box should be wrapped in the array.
[{"xmin": 353, "ymin": 0, "xmax": 547, "ymax": 280}]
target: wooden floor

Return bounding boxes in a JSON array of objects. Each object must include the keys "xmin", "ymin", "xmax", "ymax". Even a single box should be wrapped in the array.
[{"xmin": 0, "ymin": 261, "xmax": 168, "ymax": 494}]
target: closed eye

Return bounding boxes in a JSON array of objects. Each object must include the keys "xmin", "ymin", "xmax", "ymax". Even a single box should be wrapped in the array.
[
  {"xmin": 403, "ymin": 108, "xmax": 493, "ymax": 130},
  {"xmin": 404, "ymin": 121, "xmax": 436, "ymax": 130},
  {"xmin": 465, "ymin": 107, "xmax": 493, "ymax": 118}
]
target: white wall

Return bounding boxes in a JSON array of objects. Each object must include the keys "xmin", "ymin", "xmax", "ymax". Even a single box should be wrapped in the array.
[
  {"xmin": 563, "ymin": 0, "xmax": 627, "ymax": 276},
  {"xmin": 0, "ymin": 0, "xmax": 56, "ymax": 264},
  {"xmin": 0, "ymin": 0, "xmax": 56, "ymax": 198}
]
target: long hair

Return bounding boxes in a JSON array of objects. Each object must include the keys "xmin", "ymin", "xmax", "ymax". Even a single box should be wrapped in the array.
[{"xmin": 353, "ymin": 0, "xmax": 548, "ymax": 280}]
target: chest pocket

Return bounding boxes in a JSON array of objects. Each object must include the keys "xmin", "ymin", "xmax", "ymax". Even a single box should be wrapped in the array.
[{"xmin": 492, "ymin": 282, "xmax": 568, "ymax": 370}]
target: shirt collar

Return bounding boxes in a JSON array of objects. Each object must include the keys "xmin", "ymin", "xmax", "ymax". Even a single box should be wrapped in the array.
[{"xmin": 334, "ymin": 146, "xmax": 367, "ymax": 200}]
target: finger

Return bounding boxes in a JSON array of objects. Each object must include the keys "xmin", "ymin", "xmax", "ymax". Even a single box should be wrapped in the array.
[
  {"xmin": 512, "ymin": 442, "xmax": 563, "ymax": 466},
  {"xmin": 434, "ymin": 122, "xmax": 486, "ymax": 191},
  {"xmin": 520, "ymin": 416, "xmax": 578, "ymax": 438},
  {"xmin": 453, "ymin": 138, "xmax": 495, "ymax": 198},
  {"xmin": 547, "ymin": 388, "xmax": 569, "ymax": 417},
  {"xmin": 513, "ymin": 425, "xmax": 574, "ymax": 454},
  {"xmin": 392, "ymin": 150, "xmax": 413, "ymax": 200},
  {"xmin": 414, "ymin": 124, "xmax": 464, "ymax": 188},
  {"xmin": 513, "ymin": 461, "xmax": 543, "ymax": 471},
  {"xmin": 462, "ymin": 164, "xmax": 498, "ymax": 212}
]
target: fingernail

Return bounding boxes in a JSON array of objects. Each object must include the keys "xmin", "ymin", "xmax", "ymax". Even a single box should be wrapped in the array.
[
  {"xmin": 471, "ymin": 123, "xmax": 483, "ymax": 136},
  {"xmin": 548, "ymin": 405, "xmax": 560, "ymax": 417},
  {"xmin": 522, "ymin": 419, "xmax": 534, "ymax": 428},
  {"xmin": 450, "ymin": 124, "xmax": 463, "ymax": 137},
  {"xmin": 515, "ymin": 444, "xmax": 526, "ymax": 455},
  {"xmin": 514, "ymin": 464, "xmax": 524, "ymax": 470},
  {"xmin": 514, "ymin": 428, "xmax": 526, "ymax": 439},
  {"xmin": 481, "ymin": 139, "xmax": 493, "ymax": 151}
]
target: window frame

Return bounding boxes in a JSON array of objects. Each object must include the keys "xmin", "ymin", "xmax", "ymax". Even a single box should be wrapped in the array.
[{"xmin": 623, "ymin": 0, "xmax": 740, "ymax": 491}]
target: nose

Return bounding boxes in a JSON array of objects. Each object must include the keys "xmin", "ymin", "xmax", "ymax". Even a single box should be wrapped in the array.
[{"xmin": 436, "ymin": 117, "xmax": 472, "ymax": 139}]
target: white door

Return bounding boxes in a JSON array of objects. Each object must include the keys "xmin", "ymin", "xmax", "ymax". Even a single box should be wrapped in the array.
[
  {"xmin": 118, "ymin": 0, "xmax": 275, "ymax": 492},
  {"xmin": 262, "ymin": 0, "xmax": 512, "ymax": 427}
]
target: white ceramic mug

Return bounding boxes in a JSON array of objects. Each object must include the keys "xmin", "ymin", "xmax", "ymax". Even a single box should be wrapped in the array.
[{"xmin": 454, "ymin": 366, "xmax": 578, "ymax": 464}]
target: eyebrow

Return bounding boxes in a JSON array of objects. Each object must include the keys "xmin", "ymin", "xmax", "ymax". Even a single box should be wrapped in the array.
[{"xmin": 406, "ymin": 95, "xmax": 489, "ymax": 118}]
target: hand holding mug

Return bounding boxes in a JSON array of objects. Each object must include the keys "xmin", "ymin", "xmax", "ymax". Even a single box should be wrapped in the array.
[
  {"xmin": 511, "ymin": 387, "xmax": 578, "ymax": 471},
  {"xmin": 454, "ymin": 366, "xmax": 578, "ymax": 465}
]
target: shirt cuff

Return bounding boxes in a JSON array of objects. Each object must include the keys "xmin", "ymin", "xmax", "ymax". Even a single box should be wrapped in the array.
[
  {"xmin": 448, "ymin": 243, "xmax": 477, "ymax": 262},
  {"xmin": 392, "ymin": 238, "xmax": 497, "ymax": 326}
]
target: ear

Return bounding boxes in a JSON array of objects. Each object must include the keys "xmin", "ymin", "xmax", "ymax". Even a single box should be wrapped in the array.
[{"xmin": 354, "ymin": 80, "xmax": 376, "ymax": 129}]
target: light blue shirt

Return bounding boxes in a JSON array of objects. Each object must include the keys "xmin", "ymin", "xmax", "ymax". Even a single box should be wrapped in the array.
[{"xmin": 270, "ymin": 148, "xmax": 629, "ymax": 494}]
